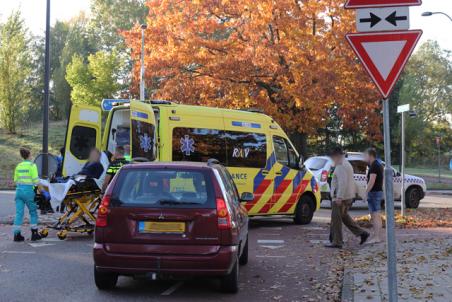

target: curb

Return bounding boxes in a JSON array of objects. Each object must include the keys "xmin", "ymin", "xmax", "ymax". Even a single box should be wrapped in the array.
[
  {"xmin": 341, "ymin": 269, "xmax": 354, "ymax": 302},
  {"xmin": 426, "ymin": 190, "xmax": 452, "ymax": 196}
]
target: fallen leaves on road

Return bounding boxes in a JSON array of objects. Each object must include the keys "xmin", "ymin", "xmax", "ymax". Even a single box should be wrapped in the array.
[{"xmin": 354, "ymin": 208, "xmax": 452, "ymax": 229}]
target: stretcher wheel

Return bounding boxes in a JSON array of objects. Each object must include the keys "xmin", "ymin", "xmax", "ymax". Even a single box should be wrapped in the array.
[
  {"xmin": 57, "ymin": 230, "xmax": 67, "ymax": 240},
  {"xmin": 39, "ymin": 229, "xmax": 49, "ymax": 238}
]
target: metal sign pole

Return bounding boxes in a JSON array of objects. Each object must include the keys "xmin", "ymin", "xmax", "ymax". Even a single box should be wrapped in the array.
[
  {"xmin": 140, "ymin": 24, "xmax": 147, "ymax": 102},
  {"xmin": 401, "ymin": 112, "xmax": 405, "ymax": 217},
  {"xmin": 383, "ymin": 98, "xmax": 398, "ymax": 302}
]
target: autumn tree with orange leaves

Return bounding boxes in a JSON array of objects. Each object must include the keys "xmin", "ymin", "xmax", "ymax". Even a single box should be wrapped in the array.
[{"xmin": 124, "ymin": 0, "xmax": 381, "ymax": 154}]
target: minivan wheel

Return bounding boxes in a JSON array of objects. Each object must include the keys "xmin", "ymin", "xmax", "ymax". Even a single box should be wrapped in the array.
[
  {"xmin": 221, "ymin": 257, "xmax": 239, "ymax": 293},
  {"xmin": 405, "ymin": 187, "xmax": 421, "ymax": 209},
  {"xmin": 94, "ymin": 267, "xmax": 118, "ymax": 290},
  {"xmin": 294, "ymin": 195, "xmax": 314, "ymax": 225},
  {"xmin": 239, "ymin": 236, "xmax": 249, "ymax": 266}
]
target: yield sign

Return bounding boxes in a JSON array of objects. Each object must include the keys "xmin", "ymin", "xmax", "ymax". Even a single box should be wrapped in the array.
[
  {"xmin": 345, "ymin": 0, "xmax": 422, "ymax": 9},
  {"xmin": 346, "ymin": 30, "xmax": 422, "ymax": 98}
]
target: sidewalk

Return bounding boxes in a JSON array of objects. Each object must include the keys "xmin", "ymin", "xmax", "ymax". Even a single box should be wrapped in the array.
[{"xmin": 342, "ymin": 228, "xmax": 452, "ymax": 302}]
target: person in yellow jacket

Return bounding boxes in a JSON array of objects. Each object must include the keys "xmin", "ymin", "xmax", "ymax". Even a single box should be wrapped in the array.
[{"xmin": 13, "ymin": 147, "xmax": 41, "ymax": 242}]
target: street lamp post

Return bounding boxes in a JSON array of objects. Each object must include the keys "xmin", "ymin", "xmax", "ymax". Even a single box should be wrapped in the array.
[
  {"xmin": 140, "ymin": 24, "xmax": 147, "ymax": 102},
  {"xmin": 421, "ymin": 11, "xmax": 452, "ymax": 22},
  {"xmin": 42, "ymin": 0, "xmax": 51, "ymax": 179}
]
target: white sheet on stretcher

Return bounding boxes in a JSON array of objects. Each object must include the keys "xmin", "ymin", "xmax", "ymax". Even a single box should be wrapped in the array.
[{"xmin": 39, "ymin": 179, "xmax": 76, "ymax": 210}]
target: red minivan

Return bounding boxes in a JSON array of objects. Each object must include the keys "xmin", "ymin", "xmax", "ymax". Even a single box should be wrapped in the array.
[{"xmin": 93, "ymin": 161, "xmax": 251, "ymax": 293}]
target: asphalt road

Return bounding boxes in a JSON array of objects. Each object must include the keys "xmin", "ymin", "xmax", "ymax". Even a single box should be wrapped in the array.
[{"xmin": 0, "ymin": 191, "xmax": 450, "ymax": 302}]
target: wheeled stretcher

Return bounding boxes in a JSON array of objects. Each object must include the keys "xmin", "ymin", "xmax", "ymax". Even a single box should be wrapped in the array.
[{"xmin": 37, "ymin": 177, "xmax": 102, "ymax": 240}]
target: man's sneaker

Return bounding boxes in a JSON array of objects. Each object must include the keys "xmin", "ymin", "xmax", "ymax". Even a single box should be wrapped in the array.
[
  {"xmin": 360, "ymin": 232, "xmax": 370, "ymax": 245},
  {"xmin": 31, "ymin": 229, "xmax": 42, "ymax": 241},
  {"xmin": 14, "ymin": 233, "xmax": 25, "ymax": 242},
  {"xmin": 324, "ymin": 243, "xmax": 342, "ymax": 249}
]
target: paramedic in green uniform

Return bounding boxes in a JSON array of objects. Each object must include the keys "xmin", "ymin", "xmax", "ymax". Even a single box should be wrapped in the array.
[{"xmin": 13, "ymin": 147, "xmax": 41, "ymax": 242}]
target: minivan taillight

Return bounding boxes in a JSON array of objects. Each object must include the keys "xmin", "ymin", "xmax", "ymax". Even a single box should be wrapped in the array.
[
  {"xmin": 321, "ymin": 170, "xmax": 328, "ymax": 182},
  {"xmin": 216, "ymin": 197, "xmax": 231, "ymax": 230},
  {"xmin": 96, "ymin": 195, "xmax": 111, "ymax": 227}
]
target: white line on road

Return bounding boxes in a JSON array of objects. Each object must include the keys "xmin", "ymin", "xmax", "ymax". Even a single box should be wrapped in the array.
[
  {"xmin": 0, "ymin": 191, "xmax": 15, "ymax": 195},
  {"xmin": 309, "ymin": 240, "xmax": 330, "ymax": 244},
  {"xmin": 302, "ymin": 226, "xmax": 326, "ymax": 230},
  {"xmin": 161, "ymin": 281, "xmax": 184, "ymax": 296},
  {"xmin": 1, "ymin": 251, "xmax": 36, "ymax": 254},
  {"xmin": 28, "ymin": 242, "xmax": 56, "ymax": 248},
  {"xmin": 257, "ymin": 240, "xmax": 285, "ymax": 245},
  {"xmin": 260, "ymin": 245, "xmax": 284, "ymax": 250},
  {"xmin": 256, "ymin": 255, "xmax": 286, "ymax": 258}
]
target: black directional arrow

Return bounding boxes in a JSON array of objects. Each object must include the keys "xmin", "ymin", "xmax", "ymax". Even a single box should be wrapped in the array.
[
  {"xmin": 385, "ymin": 11, "xmax": 408, "ymax": 26},
  {"xmin": 359, "ymin": 13, "xmax": 382, "ymax": 28}
]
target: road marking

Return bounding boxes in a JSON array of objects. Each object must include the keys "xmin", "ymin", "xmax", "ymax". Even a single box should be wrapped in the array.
[
  {"xmin": 161, "ymin": 281, "xmax": 184, "ymax": 296},
  {"xmin": 256, "ymin": 255, "xmax": 286, "ymax": 258},
  {"xmin": 302, "ymin": 226, "xmax": 326, "ymax": 230},
  {"xmin": 257, "ymin": 240, "xmax": 285, "ymax": 245},
  {"xmin": 260, "ymin": 245, "xmax": 283, "ymax": 250},
  {"xmin": 0, "ymin": 191, "xmax": 15, "ymax": 195},
  {"xmin": 1, "ymin": 251, "xmax": 36, "ymax": 254},
  {"xmin": 41, "ymin": 238, "xmax": 61, "ymax": 242},
  {"xmin": 28, "ymin": 242, "xmax": 56, "ymax": 248},
  {"xmin": 309, "ymin": 240, "xmax": 330, "ymax": 244}
]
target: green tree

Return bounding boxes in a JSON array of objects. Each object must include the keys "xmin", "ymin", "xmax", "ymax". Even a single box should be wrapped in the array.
[
  {"xmin": 398, "ymin": 41, "xmax": 452, "ymax": 164},
  {"xmin": 66, "ymin": 50, "xmax": 125, "ymax": 105},
  {"xmin": 0, "ymin": 11, "xmax": 31, "ymax": 133},
  {"xmin": 89, "ymin": 0, "xmax": 148, "ymax": 50}
]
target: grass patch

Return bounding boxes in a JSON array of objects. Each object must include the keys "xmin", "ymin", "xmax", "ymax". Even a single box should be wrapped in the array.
[
  {"xmin": 405, "ymin": 167, "xmax": 452, "ymax": 179},
  {"xmin": 0, "ymin": 120, "xmax": 67, "ymax": 189}
]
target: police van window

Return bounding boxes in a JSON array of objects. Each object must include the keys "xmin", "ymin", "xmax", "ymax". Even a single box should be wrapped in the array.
[
  {"xmin": 225, "ymin": 131, "xmax": 266, "ymax": 168},
  {"xmin": 131, "ymin": 120, "xmax": 156, "ymax": 161},
  {"xmin": 172, "ymin": 127, "xmax": 227, "ymax": 163},
  {"xmin": 70, "ymin": 126, "xmax": 96, "ymax": 160},
  {"xmin": 273, "ymin": 136, "xmax": 289, "ymax": 166},
  {"xmin": 349, "ymin": 160, "xmax": 367, "ymax": 174}
]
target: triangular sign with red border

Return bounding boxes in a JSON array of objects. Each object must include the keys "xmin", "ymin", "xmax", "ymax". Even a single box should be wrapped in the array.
[
  {"xmin": 346, "ymin": 30, "xmax": 422, "ymax": 98},
  {"xmin": 344, "ymin": 0, "xmax": 422, "ymax": 9}
]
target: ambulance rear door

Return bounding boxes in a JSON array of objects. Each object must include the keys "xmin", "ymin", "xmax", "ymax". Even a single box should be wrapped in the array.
[
  {"xmin": 130, "ymin": 100, "xmax": 157, "ymax": 161},
  {"xmin": 63, "ymin": 104, "xmax": 102, "ymax": 176}
]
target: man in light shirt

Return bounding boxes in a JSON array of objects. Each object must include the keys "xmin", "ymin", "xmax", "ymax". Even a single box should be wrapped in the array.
[{"xmin": 325, "ymin": 147, "xmax": 369, "ymax": 248}]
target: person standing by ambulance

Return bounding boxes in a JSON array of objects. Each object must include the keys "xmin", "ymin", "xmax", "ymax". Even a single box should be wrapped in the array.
[
  {"xmin": 13, "ymin": 147, "xmax": 41, "ymax": 242},
  {"xmin": 102, "ymin": 146, "xmax": 129, "ymax": 193}
]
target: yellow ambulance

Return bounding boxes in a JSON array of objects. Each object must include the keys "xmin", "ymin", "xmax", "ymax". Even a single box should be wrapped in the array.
[{"xmin": 63, "ymin": 100, "xmax": 321, "ymax": 224}]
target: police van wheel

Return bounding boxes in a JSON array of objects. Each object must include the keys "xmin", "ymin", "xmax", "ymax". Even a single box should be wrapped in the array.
[
  {"xmin": 294, "ymin": 195, "xmax": 314, "ymax": 225},
  {"xmin": 405, "ymin": 187, "xmax": 421, "ymax": 209}
]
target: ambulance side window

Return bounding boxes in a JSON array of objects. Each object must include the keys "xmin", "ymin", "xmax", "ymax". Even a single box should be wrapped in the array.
[
  {"xmin": 225, "ymin": 131, "xmax": 266, "ymax": 168},
  {"xmin": 70, "ymin": 126, "xmax": 97, "ymax": 160},
  {"xmin": 172, "ymin": 127, "xmax": 227, "ymax": 163},
  {"xmin": 273, "ymin": 136, "xmax": 298, "ymax": 169}
]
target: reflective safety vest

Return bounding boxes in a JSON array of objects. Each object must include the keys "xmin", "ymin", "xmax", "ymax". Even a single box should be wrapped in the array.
[{"xmin": 14, "ymin": 160, "xmax": 39, "ymax": 186}]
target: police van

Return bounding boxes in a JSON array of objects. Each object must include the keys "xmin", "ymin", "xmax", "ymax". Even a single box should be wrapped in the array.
[{"xmin": 63, "ymin": 100, "xmax": 321, "ymax": 224}]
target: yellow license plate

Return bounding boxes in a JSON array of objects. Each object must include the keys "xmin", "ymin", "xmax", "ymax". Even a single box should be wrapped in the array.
[{"xmin": 140, "ymin": 221, "xmax": 185, "ymax": 234}]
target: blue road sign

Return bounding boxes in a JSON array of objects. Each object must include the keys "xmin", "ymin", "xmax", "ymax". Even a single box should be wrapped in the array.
[{"xmin": 101, "ymin": 99, "xmax": 129, "ymax": 111}]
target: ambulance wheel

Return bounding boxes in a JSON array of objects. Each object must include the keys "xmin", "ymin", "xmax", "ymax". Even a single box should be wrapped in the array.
[
  {"xmin": 94, "ymin": 266, "xmax": 118, "ymax": 290},
  {"xmin": 220, "ymin": 256, "xmax": 239, "ymax": 293},
  {"xmin": 239, "ymin": 235, "xmax": 249, "ymax": 266},
  {"xmin": 294, "ymin": 195, "xmax": 314, "ymax": 225},
  {"xmin": 405, "ymin": 187, "xmax": 421, "ymax": 209},
  {"xmin": 57, "ymin": 230, "xmax": 67, "ymax": 240},
  {"xmin": 39, "ymin": 228, "xmax": 49, "ymax": 238}
]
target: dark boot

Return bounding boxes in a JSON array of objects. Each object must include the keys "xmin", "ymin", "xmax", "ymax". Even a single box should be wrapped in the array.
[
  {"xmin": 14, "ymin": 233, "xmax": 25, "ymax": 242},
  {"xmin": 31, "ymin": 229, "xmax": 42, "ymax": 241}
]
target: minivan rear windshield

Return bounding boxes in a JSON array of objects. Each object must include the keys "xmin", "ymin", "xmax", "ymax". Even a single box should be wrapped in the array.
[
  {"xmin": 305, "ymin": 157, "xmax": 328, "ymax": 171},
  {"xmin": 112, "ymin": 168, "xmax": 215, "ymax": 208}
]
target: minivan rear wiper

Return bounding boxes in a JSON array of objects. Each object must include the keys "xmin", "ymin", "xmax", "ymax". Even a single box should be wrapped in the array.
[{"xmin": 158, "ymin": 199, "xmax": 200, "ymax": 205}]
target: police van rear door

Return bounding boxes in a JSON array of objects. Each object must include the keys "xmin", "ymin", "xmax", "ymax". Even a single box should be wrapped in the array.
[
  {"xmin": 63, "ymin": 104, "xmax": 102, "ymax": 176},
  {"xmin": 130, "ymin": 100, "xmax": 157, "ymax": 161}
]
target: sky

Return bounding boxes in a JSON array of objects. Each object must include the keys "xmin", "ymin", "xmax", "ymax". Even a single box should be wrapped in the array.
[{"xmin": 0, "ymin": 0, "xmax": 451, "ymax": 51}]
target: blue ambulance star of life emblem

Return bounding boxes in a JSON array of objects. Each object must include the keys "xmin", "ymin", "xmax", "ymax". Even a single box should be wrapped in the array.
[
  {"xmin": 180, "ymin": 135, "xmax": 195, "ymax": 156},
  {"xmin": 139, "ymin": 133, "xmax": 152, "ymax": 152}
]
